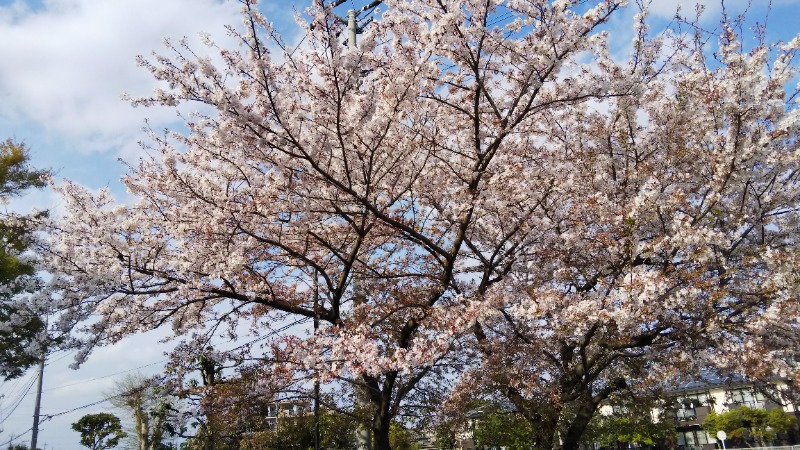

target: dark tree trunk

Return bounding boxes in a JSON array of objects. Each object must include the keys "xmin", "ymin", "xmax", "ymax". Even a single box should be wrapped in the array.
[
  {"xmin": 371, "ymin": 382, "xmax": 396, "ymax": 450},
  {"xmin": 363, "ymin": 372, "xmax": 397, "ymax": 450},
  {"xmin": 502, "ymin": 387, "xmax": 558, "ymax": 450},
  {"xmin": 553, "ymin": 377, "xmax": 627, "ymax": 450},
  {"xmin": 556, "ymin": 397, "xmax": 601, "ymax": 450},
  {"xmin": 373, "ymin": 418, "xmax": 393, "ymax": 450}
]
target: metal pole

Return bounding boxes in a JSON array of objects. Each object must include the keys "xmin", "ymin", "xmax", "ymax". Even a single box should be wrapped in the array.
[
  {"xmin": 348, "ymin": 9, "xmax": 357, "ymax": 47},
  {"xmin": 30, "ymin": 352, "xmax": 45, "ymax": 450},
  {"xmin": 314, "ymin": 377, "xmax": 321, "ymax": 450},
  {"xmin": 352, "ymin": 277, "xmax": 372, "ymax": 450},
  {"xmin": 314, "ymin": 270, "xmax": 321, "ymax": 450}
]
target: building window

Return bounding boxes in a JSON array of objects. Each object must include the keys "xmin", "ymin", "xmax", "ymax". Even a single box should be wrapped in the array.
[
  {"xmin": 726, "ymin": 388, "xmax": 765, "ymax": 409},
  {"xmin": 611, "ymin": 405, "xmax": 630, "ymax": 415},
  {"xmin": 677, "ymin": 429, "xmax": 710, "ymax": 450},
  {"xmin": 677, "ymin": 392, "xmax": 710, "ymax": 421},
  {"xmin": 267, "ymin": 404, "xmax": 278, "ymax": 418},
  {"xmin": 280, "ymin": 403, "xmax": 305, "ymax": 416}
]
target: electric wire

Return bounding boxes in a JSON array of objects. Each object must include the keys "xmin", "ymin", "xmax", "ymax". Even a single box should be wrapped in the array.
[
  {"xmin": 288, "ymin": 34, "xmax": 308, "ymax": 59},
  {"xmin": 42, "ymin": 359, "xmax": 167, "ymax": 392},
  {"xmin": 0, "ymin": 359, "xmax": 168, "ymax": 444},
  {"xmin": 44, "ymin": 349, "xmax": 77, "ymax": 365},
  {"xmin": 0, "ymin": 371, "xmax": 31, "ymax": 399},
  {"xmin": 0, "ymin": 426, "xmax": 33, "ymax": 448},
  {"xmin": 0, "ymin": 371, "xmax": 37, "ymax": 417},
  {"xmin": 42, "ymin": 395, "xmax": 122, "ymax": 419},
  {"xmin": 486, "ymin": 11, "xmax": 515, "ymax": 28},
  {"xmin": 0, "ymin": 374, "xmax": 37, "ymax": 426},
  {"xmin": 0, "ymin": 350, "xmax": 73, "ymax": 399},
  {"xmin": 33, "ymin": 361, "xmax": 174, "ymax": 426}
]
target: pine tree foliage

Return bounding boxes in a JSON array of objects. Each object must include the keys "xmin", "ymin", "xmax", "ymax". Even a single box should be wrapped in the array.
[{"xmin": 0, "ymin": 139, "xmax": 49, "ymax": 380}]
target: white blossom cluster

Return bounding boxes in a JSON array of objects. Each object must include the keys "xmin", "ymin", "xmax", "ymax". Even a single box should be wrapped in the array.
[{"xmin": 30, "ymin": 0, "xmax": 800, "ymax": 444}]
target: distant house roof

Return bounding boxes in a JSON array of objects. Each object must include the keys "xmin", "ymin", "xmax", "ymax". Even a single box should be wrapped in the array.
[{"xmin": 670, "ymin": 370, "xmax": 751, "ymax": 394}]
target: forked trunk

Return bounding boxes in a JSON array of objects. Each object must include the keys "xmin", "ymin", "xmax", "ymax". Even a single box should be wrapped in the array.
[
  {"xmin": 554, "ymin": 399, "xmax": 600, "ymax": 450},
  {"xmin": 371, "ymin": 394, "xmax": 394, "ymax": 450}
]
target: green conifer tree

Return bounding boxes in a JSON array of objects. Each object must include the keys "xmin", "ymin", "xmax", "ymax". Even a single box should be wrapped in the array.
[{"xmin": 0, "ymin": 139, "xmax": 50, "ymax": 380}]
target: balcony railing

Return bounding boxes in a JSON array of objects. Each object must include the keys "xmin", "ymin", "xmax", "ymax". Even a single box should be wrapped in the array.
[{"xmin": 677, "ymin": 408, "xmax": 698, "ymax": 421}]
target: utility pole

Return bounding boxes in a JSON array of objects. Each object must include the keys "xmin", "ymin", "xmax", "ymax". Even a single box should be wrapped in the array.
[
  {"xmin": 331, "ymin": 0, "xmax": 382, "ymax": 48},
  {"xmin": 329, "ymin": 4, "xmax": 384, "ymax": 449},
  {"xmin": 352, "ymin": 277, "xmax": 372, "ymax": 450},
  {"xmin": 30, "ymin": 314, "xmax": 50, "ymax": 450},
  {"xmin": 313, "ymin": 270, "xmax": 321, "ymax": 450},
  {"xmin": 29, "ymin": 351, "xmax": 45, "ymax": 450},
  {"xmin": 348, "ymin": 9, "xmax": 357, "ymax": 47}
]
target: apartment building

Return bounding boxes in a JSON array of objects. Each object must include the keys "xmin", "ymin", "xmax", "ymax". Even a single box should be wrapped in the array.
[
  {"xmin": 433, "ymin": 375, "xmax": 799, "ymax": 450},
  {"xmin": 263, "ymin": 400, "xmax": 310, "ymax": 430},
  {"xmin": 671, "ymin": 376, "xmax": 797, "ymax": 450}
]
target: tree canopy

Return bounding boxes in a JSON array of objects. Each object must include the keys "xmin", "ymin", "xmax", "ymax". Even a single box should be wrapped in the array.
[
  {"xmin": 583, "ymin": 399, "xmax": 676, "ymax": 449},
  {"xmin": 0, "ymin": 139, "xmax": 49, "ymax": 380},
  {"xmin": 703, "ymin": 406, "xmax": 798, "ymax": 447},
  {"xmin": 37, "ymin": 1, "xmax": 800, "ymax": 449},
  {"xmin": 472, "ymin": 409, "xmax": 539, "ymax": 450},
  {"xmin": 71, "ymin": 413, "xmax": 127, "ymax": 450}
]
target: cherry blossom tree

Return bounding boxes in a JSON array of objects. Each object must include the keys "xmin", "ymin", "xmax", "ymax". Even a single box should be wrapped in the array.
[
  {"xmin": 454, "ymin": 9, "xmax": 800, "ymax": 450},
  {"xmin": 37, "ymin": 0, "xmax": 800, "ymax": 449}
]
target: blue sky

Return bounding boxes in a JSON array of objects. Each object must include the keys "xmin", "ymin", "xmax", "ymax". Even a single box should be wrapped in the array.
[{"xmin": 0, "ymin": 0, "xmax": 799, "ymax": 448}]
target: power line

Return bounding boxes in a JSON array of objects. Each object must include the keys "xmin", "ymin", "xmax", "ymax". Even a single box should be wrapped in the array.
[
  {"xmin": 288, "ymin": 34, "xmax": 308, "ymax": 59},
  {"xmin": 1, "ymin": 324, "xmax": 315, "ymax": 432},
  {"xmin": 35, "ymin": 359, "xmax": 179, "ymax": 423},
  {"xmin": 44, "ymin": 349, "xmax": 77, "ymax": 364},
  {"xmin": 0, "ymin": 372, "xmax": 37, "ymax": 420},
  {"xmin": 0, "ymin": 370, "xmax": 36, "ymax": 400},
  {"xmin": 42, "ymin": 394, "xmax": 123, "ymax": 420},
  {"xmin": 0, "ymin": 357, "xmax": 166, "ymax": 449},
  {"xmin": 0, "ymin": 374, "xmax": 37, "ymax": 426},
  {"xmin": 0, "ymin": 426, "xmax": 33, "ymax": 448},
  {"xmin": 42, "ymin": 359, "xmax": 167, "ymax": 392},
  {"xmin": 0, "ymin": 349, "xmax": 72, "ymax": 400},
  {"xmin": 487, "ymin": 12, "xmax": 515, "ymax": 28}
]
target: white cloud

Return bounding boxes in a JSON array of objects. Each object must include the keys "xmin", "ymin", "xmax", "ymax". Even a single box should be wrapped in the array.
[
  {"xmin": 647, "ymin": 0, "xmax": 744, "ymax": 19},
  {"xmin": 4, "ymin": 183, "xmax": 62, "ymax": 215},
  {"xmin": 647, "ymin": 0, "xmax": 800, "ymax": 21},
  {"xmin": 0, "ymin": 329, "xmax": 173, "ymax": 449},
  {"xmin": 0, "ymin": 0, "xmax": 243, "ymax": 155}
]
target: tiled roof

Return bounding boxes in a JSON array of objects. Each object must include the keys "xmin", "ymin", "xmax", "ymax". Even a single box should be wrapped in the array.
[{"xmin": 670, "ymin": 370, "xmax": 750, "ymax": 394}]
